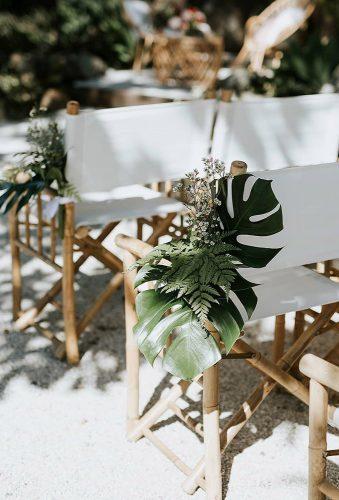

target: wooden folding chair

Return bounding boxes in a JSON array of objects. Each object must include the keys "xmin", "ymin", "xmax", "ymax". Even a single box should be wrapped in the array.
[
  {"xmin": 213, "ymin": 92, "xmax": 339, "ymax": 361},
  {"xmin": 300, "ymin": 354, "xmax": 339, "ymax": 500},
  {"xmin": 9, "ymin": 98, "xmax": 215, "ymax": 364},
  {"xmin": 117, "ymin": 161, "xmax": 339, "ymax": 498},
  {"xmin": 233, "ymin": 0, "xmax": 315, "ymax": 73}
]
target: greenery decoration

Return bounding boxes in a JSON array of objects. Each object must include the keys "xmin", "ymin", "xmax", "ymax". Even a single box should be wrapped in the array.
[
  {"xmin": 251, "ymin": 33, "xmax": 339, "ymax": 97},
  {"xmin": 0, "ymin": 108, "xmax": 78, "ymax": 221},
  {"xmin": 132, "ymin": 158, "xmax": 283, "ymax": 380}
]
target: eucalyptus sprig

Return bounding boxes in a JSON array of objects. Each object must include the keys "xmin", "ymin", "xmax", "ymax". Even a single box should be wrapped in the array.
[{"xmin": 132, "ymin": 158, "xmax": 284, "ymax": 380}]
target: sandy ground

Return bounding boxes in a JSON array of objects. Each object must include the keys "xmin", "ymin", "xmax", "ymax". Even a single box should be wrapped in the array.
[{"xmin": 0, "ymin": 120, "xmax": 338, "ymax": 499}]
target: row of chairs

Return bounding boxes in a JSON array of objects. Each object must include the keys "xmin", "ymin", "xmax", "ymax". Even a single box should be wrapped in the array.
[
  {"xmin": 7, "ymin": 93, "xmax": 339, "ymax": 498},
  {"xmin": 9, "ymin": 93, "xmax": 339, "ymax": 365}
]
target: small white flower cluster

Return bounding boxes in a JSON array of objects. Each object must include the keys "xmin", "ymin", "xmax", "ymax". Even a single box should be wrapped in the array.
[{"xmin": 173, "ymin": 157, "xmax": 230, "ymax": 245}]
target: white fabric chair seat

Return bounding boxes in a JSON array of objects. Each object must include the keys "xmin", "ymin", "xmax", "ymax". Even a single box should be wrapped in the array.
[
  {"xmin": 243, "ymin": 266, "xmax": 339, "ymax": 321},
  {"xmin": 75, "ymin": 185, "xmax": 185, "ymax": 227}
]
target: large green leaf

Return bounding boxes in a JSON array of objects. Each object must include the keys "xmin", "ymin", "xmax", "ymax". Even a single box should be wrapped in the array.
[
  {"xmin": 209, "ymin": 299, "xmax": 244, "ymax": 353},
  {"xmin": 134, "ymin": 264, "xmax": 169, "ymax": 288},
  {"xmin": 139, "ymin": 306, "xmax": 193, "ymax": 365},
  {"xmin": 163, "ymin": 321, "xmax": 221, "ymax": 379},
  {"xmin": 233, "ymin": 244, "xmax": 282, "ymax": 268},
  {"xmin": 0, "ymin": 179, "xmax": 45, "ymax": 215},
  {"xmin": 233, "ymin": 287, "xmax": 258, "ymax": 319},
  {"xmin": 215, "ymin": 174, "xmax": 283, "ymax": 267},
  {"xmin": 216, "ymin": 174, "xmax": 283, "ymax": 236},
  {"xmin": 133, "ymin": 290, "xmax": 179, "ymax": 346}
]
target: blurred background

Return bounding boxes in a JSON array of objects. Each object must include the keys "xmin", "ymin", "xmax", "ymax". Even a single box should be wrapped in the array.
[{"xmin": 0, "ymin": 0, "xmax": 338, "ymax": 120}]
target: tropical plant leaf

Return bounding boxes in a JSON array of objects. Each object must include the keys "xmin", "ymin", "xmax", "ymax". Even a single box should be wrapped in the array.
[
  {"xmin": 233, "ymin": 286, "xmax": 258, "ymax": 319},
  {"xmin": 231, "ymin": 244, "xmax": 282, "ymax": 268},
  {"xmin": 134, "ymin": 264, "xmax": 169, "ymax": 288},
  {"xmin": 133, "ymin": 289, "xmax": 180, "ymax": 346},
  {"xmin": 163, "ymin": 320, "xmax": 221, "ymax": 380},
  {"xmin": 215, "ymin": 174, "xmax": 283, "ymax": 267},
  {"xmin": 139, "ymin": 306, "xmax": 193, "ymax": 365},
  {"xmin": 216, "ymin": 174, "xmax": 283, "ymax": 236},
  {"xmin": 0, "ymin": 179, "xmax": 45, "ymax": 214},
  {"xmin": 209, "ymin": 299, "xmax": 244, "ymax": 353},
  {"xmin": 0, "ymin": 186, "xmax": 15, "ymax": 210}
]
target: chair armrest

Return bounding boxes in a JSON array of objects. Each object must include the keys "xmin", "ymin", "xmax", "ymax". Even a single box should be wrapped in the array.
[
  {"xmin": 299, "ymin": 354, "xmax": 339, "ymax": 393},
  {"xmin": 115, "ymin": 234, "xmax": 152, "ymax": 259}
]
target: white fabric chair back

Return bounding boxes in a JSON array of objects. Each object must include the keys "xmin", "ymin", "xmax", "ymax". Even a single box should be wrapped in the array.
[
  {"xmin": 66, "ymin": 100, "xmax": 215, "ymax": 195},
  {"xmin": 212, "ymin": 94, "xmax": 339, "ymax": 170},
  {"xmin": 236, "ymin": 162, "xmax": 339, "ymax": 274}
]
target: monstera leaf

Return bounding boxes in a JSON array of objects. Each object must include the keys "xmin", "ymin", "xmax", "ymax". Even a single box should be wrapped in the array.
[
  {"xmin": 0, "ymin": 178, "xmax": 45, "ymax": 214},
  {"xmin": 133, "ymin": 289, "xmax": 221, "ymax": 379},
  {"xmin": 133, "ymin": 173, "xmax": 283, "ymax": 380},
  {"xmin": 215, "ymin": 174, "xmax": 283, "ymax": 267}
]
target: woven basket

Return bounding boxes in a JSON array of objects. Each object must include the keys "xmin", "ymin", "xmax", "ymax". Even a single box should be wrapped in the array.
[{"xmin": 152, "ymin": 34, "xmax": 223, "ymax": 89}]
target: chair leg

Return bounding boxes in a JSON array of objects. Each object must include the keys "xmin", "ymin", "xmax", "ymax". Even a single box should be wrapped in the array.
[
  {"xmin": 203, "ymin": 363, "xmax": 222, "ymax": 500},
  {"xmin": 309, "ymin": 379, "xmax": 327, "ymax": 500},
  {"xmin": 273, "ymin": 314, "xmax": 285, "ymax": 362},
  {"xmin": 294, "ymin": 311, "xmax": 305, "ymax": 342},
  {"xmin": 9, "ymin": 208, "xmax": 22, "ymax": 321},
  {"xmin": 123, "ymin": 250, "xmax": 140, "ymax": 434},
  {"xmin": 137, "ymin": 219, "xmax": 143, "ymax": 240},
  {"xmin": 62, "ymin": 204, "xmax": 79, "ymax": 365}
]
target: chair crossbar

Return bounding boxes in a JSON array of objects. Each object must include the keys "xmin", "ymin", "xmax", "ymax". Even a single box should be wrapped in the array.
[
  {"xmin": 318, "ymin": 480, "xmax": 339, "ymax": 500},
  {"xmin": 128, "ymin": 380, "xmax": 190, "ymax": 442},
  {"xmin": 324, "ymin": 449, "xmax": 339, "ymax": 458},
  {"xmin": 14, "ymin": 222, "xmax": 119, "ymax": 332},
  {"xmin": 74, "ymin": 236, "xmax": 123, "ymax": 272},
  {"xmin": 16, "ymin": 240, "xmax": 63, "ymax": 273},
  {"xmin": 143, "ymin": 428, "xmax": 207, "ymax": 491},
  {"xmin": 222, "ymin": 351, "xmax": 256, "ymax": 360},
  {"xmin": 167, "ymin": 402, "xmax": 204, "ymax": 438},
  {"xmin": 34, "ymin": 322, "xmax": 65, "ymax": 360}
]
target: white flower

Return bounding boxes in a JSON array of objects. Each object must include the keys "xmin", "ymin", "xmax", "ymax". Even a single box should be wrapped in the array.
[
  {"xmin": 15, "ymin": 171, "xmax": 31, "ymax": 184},
  {"xmin": 168, "ymin": 16, "xmax": 182, "ymax": 31}
]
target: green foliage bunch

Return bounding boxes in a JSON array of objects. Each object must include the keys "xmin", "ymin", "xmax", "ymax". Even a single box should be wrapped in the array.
[
  {"xmin": 132, "ymin": 159, "xmax": 283, "ymax": 379},
  {"xmin": 0, "ymin": 108, "xmax": 78, "ymax": 215}
]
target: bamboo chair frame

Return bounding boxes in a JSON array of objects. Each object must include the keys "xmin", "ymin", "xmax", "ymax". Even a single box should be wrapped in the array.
[
  {"xmin": 233, "ymin": 0, "xmax": 315, "ymax": 72},
  {"xmin": 300, "ymin": 354, "xmax": 339, "ymax": 500},
  {"xmin": 152, "ymin": 34, "xmax": 224, "ymax": 93},
  {"xmin": 8, "ymin": 100, "xmax": 184, "ymax": 365},
  {"xmin": 116, "ymin": 163, "xmax": 339, "ymax": 498}
]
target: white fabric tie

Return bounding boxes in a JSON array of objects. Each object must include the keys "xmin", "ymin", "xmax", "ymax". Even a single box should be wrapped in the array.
[{"xmin": 43, "ymin": 196, "xmax": 76, "ymax": 221}]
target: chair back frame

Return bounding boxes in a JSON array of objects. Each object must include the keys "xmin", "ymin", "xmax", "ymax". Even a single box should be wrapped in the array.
[
  {"xmin": 233, "ymin": 0, "xmax": 315, "ymax": 71},
  {"xmin": 300, "ymin": 354, "xmax": 339, "ymax": 500}
]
